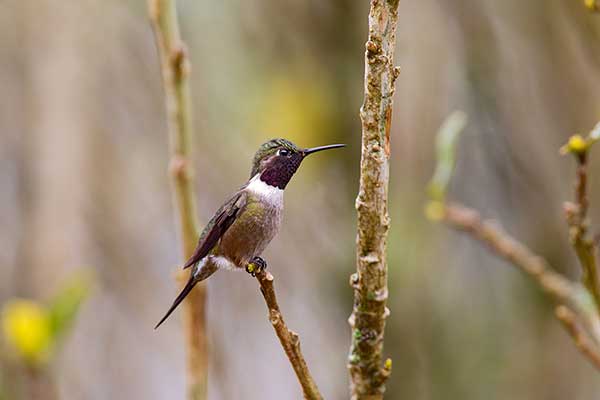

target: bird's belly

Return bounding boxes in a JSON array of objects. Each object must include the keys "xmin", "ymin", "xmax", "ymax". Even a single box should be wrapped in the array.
[{"xmin": 217, "ymin": 200, "xmax": 282, "ymax": 268}]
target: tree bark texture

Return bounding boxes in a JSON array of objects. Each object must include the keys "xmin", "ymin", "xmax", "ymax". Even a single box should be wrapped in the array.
[{"xmin": 348, "ymin": 1, "xmax": 401, "ymax": 399}]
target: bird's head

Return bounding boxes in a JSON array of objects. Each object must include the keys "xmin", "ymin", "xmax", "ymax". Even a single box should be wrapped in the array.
[{"xmin": 250, "ymin": 138, "xmax": 345, "ymax": 189}]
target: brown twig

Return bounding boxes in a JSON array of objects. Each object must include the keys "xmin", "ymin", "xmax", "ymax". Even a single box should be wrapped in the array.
[
  {"xmin": 148, "ymin": 1, "xmax": 207, "ymax": 399},
  {"xmin": 254, "ymin": 271, "xmax": 323, "ymax": 400},
  {"xmin": 565, "ymin": 151, "xmax": 600, "ymax": 314},
  {"xmin": 441, "ymin": 203, "xmax": 581, "ymax": 310},
  {"xmin": 348, "ymin": 0, "xmax": 401, "ymax": 398},
  {"xmin": 556, "ymin": 305, "xmax": 600, "ymax": 371},
  {"xmin": 430, "ymin": 119, "xmax": 600, "ymax": 370},
  {"xmin": 440, "ymin": 202, "xmax": 600, "ymax": 364}
]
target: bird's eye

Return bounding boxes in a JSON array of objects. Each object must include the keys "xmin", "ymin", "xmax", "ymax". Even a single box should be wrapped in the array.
[{"xmin": 278, "ymin": 149, "xmax": 290, "ymax": 157}]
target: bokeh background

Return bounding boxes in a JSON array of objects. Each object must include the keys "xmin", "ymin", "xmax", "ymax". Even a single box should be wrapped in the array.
[{"xmin": 1, "ymin": 0, "xmax": 600, "ymax": 399}]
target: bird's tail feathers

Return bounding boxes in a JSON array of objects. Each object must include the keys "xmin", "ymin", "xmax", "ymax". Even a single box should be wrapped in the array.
[
  {"xmin": 182, "ymin": 254, "xmax": 200, "ymax": 269},
  {"xmin": 155, "ymin": 260, "xmax": 219, "ymax": 329},
  {"xmin": 154, "ymin": 276, "xmax": 196, "ymax": 329}
]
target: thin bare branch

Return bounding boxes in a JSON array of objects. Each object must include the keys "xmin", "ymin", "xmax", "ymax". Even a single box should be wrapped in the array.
[
  {"xmin": 556, "ymin": 305, "xmax": 600, "ymax": 371},
  {"xmin": 440, "ymin": 202, "xmax": 600, "ymax": 342},
  {"xmin": 148, "ymin": 1, "xmax": 207, "ymax": 399},
  {"xmin": 254, "ymin": 271, "xmax": 323, "ymax": 400},
  {"xmin": 441, "ymin": 203, "xmax": 578, "ymax": 306},
  {"xmin": 428, "ymin": 116, "xmax": 600, "ymax": 371},
  {"xmin": 565, "ymin": 150, "xmax": 600, "ymax": 315}
]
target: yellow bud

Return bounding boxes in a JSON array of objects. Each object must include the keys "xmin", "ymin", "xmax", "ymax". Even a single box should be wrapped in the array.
[
  {"xmin": 2, "ymin": 299, "xmax": 52, "ymax": 365},
  {"xmin": 384, "ymin": 358, "xmax": 392, "ymax": 370},
  {"xmin": 424, "ymin": 201, "xmax": 446, "ymax": 222},
  {"xmin": 570, "ymin": 135, "xmax": 587, "ymax": 151},
  {"xmin": 560, "ymin": 134, "xmax": 588, "ymax": 155}
]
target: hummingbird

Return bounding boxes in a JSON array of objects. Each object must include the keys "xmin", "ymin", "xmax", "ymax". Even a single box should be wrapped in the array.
[{"xmin": 155, "ymin": 138, "xmax": 345, "ymax": 329}]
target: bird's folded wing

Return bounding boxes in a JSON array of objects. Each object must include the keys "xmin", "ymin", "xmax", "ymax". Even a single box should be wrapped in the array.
[{"xmin": 182, "ymin": 190, "xmax": 247, "ymax": 269}]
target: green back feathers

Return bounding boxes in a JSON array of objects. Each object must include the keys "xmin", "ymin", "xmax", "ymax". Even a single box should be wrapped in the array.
[{"xmin": 250, "ymin": 138, "xmax": 300, "ymax": 177}]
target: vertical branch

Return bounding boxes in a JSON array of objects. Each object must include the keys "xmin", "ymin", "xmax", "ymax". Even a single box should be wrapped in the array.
[
  {"xmin": 565, "ymin": 151, "xmax": 600, "ymax": 315},
  {"xmin": 254, "ymin": 271, "xmax": 323, "ymax": 400},
  {"xmin": 349, "ymin": 0, "xmax": 400, "ymax": 398},
  {"xmin": 148, "ymin": 1, "xmax": 207, "ymax": 399}
]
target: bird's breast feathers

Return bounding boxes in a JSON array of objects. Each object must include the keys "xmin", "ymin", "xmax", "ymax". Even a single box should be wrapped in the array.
[{"xmin": 246, "ymin": 174, "xmax": 284, "ymax": 206}]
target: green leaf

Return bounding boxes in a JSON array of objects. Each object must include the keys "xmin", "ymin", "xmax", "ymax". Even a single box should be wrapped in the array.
[
  {"xmin": 47, "ymin": 270, "xmax": 94, "ymax": 339},
  {"xmin": 427, "ymin": 111, "xmax": 468, "ymax": 201}
]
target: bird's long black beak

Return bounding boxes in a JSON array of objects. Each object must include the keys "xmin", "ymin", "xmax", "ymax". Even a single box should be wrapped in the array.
[{"xmin": 303, "ymin": 143, "xmax": 346, "ymax": 156}]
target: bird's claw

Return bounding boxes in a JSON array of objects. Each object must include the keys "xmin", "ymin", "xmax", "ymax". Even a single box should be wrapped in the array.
[{"xmin": 246, "ymin": 257, "xmax": 267, "ymax": 277}]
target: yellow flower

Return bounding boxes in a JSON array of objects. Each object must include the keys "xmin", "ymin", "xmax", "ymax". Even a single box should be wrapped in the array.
[{"xmin": 2, "ymin": 299, "xmax": 52, "ymax": 365}]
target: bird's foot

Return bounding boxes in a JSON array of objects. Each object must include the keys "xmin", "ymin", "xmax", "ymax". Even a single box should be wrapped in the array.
[{"xmin": 246, "ymin": 257, "xmax": 267, "ymax": 277}]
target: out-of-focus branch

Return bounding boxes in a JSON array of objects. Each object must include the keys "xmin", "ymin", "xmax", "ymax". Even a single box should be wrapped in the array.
[
  {"xmin": 436, "ymin": 193, "xmax": 600, "ymax": 369},
  {"xmin": 148, "ymin": 1, "xmax": 207, "ymax": 399},
  {"xmin": 563, "ymin": 133, "xmax": 600, "ymax": 314},
  {"xmin": 440, "ymin": 204, "xmax": 579, "ymax": 307},
  {"xmin": 427, "ymin": 115, "xmax": 600, "ymax": 371},
  {"xmin": 556, "ymin": 305, "xmax": 600, "ymax": 371},
  {"xmin": 348, "ymin": 0, "xmax": 400, "ymax": 398},
  {"xmin": 254, "ymin": 271, "xmax": 322, "ymax": 400}
]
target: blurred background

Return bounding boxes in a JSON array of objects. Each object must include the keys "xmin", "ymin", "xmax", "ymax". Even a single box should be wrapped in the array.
[{"xmin": 1, "ymin": 0, "xmax": 600, "ymax": 399}]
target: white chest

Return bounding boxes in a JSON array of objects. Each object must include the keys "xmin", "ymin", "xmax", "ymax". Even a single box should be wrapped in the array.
[{"xmin": 246, "ymin": 174, "xmax": 284, "ymax": 207}]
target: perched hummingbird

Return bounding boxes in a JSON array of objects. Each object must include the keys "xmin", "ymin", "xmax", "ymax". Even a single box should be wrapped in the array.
[{"xmin": 155, "ymin": 138, "xmax": 345, "ymax": 329}]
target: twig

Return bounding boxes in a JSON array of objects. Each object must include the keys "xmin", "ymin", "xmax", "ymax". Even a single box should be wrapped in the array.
[
  {"xmin": 441, "ymin": 203, "xmax": 578, "ymax": 305},
  {"xmin": 556, "ymin": 305, "xmax": 600, "ymax": 371},
  {"xmin": 429, "ymin": 118, "xmax": 600, "ymax": 370},
  {"xmin": 348, "ymin": 1, "xmax": 401, "ymax": 398},
  {"xmin": 441, "ymin": 203, "xmax": 600, "ymax": 355},
  {"xmin": 565, "ymin": 151, "xmax": 600, "ymax": 314},
  {"xmin": 254, "ymin": 271, "xmax": 323, "ymax": 400},
  {"xmin": 442, "ymin": 202, "xmax": 600, "ymax": 333},
  {"xmin": 148, "ymin": 1, "xmax": 207, "ymax": 399}
]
